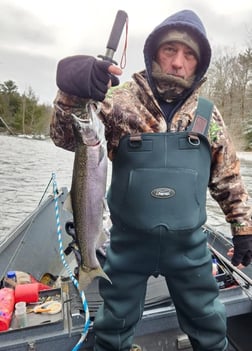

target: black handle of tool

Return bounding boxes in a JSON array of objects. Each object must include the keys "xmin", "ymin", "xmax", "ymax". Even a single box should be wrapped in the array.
[{"xmin": 98, "ymin": 10, "xmax": 128, "ymax": 64}]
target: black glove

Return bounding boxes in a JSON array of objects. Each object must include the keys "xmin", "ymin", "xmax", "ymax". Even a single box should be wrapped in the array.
[
  {"xmin": 232, "ymin": 235, "xmax": 252, "ymax": 266},
  {"xmin": 56, "ymin": 55, "xmax": 119, "ymax": 101}
]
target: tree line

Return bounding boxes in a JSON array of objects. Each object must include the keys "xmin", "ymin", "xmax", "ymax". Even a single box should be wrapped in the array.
[
  {"xmin": 0, "ymin": 45, "xmax": 252, "ymax": 150},
  {"xmin": 201, "ymin": 47, "xmax": 252, "ymax": 150},
  {"xmin": 0, "ymin": 80, "xmax": 52, "ymax": 136}
]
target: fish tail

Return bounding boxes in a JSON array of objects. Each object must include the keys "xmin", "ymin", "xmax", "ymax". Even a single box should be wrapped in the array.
[{"xmin": 78, "ymin": 266, "xmax": 112, "ymax": 291}]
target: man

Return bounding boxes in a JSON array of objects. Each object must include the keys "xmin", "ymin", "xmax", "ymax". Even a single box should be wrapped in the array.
[{"xmin": 50, "ymin": 9, "xmax": 252, "ymax": 351}]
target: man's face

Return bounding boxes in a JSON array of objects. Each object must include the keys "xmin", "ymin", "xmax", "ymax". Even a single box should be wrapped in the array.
[{"xmin": 155, "ymin": 41, "xmax": 198, "ymax": 80}]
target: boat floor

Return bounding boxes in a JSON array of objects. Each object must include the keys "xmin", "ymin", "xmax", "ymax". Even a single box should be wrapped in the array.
[
  {"xmin": 66, "ymin": 278, "xmax": 247, "ymax": 351},
  {"xmin": 68, "ymin": 269, "xmax": 251, "ymax": 351},
  {"xmin": 0, "ymin": 268, "xmax": 250, "ymax": 351}
]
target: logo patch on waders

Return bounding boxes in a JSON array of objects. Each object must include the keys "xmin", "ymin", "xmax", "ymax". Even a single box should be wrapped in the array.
[{"xmin": 151, "ymin": 187, "xmax": 175, "ymax": 199}]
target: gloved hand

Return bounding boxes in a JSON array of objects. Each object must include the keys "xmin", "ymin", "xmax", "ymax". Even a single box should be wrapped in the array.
[
  {"xmin": 56, "ymin": 55, "xmax": 120, "ymax": 101},
  {"xmin": 232, "ymin": 235, "xmax": 252, "ymax": 267}
]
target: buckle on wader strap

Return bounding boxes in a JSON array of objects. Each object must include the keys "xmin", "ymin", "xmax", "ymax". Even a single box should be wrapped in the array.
[{"xmin": 129, "ymin": 134, "xmax": 142, "ymax": 148}]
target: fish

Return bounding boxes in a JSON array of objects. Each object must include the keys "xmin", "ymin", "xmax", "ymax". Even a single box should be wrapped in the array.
[{"xmin": 65, "ymin": 102, "xmax": 111, "ymax": 291}]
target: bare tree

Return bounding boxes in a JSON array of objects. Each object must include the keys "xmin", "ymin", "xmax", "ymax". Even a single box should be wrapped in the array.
[{"xmin": 201, "ymin": 46, "xmax": 252, "ymax": 150}]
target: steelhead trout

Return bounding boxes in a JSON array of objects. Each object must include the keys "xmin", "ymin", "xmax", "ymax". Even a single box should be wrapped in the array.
[
  {"xmin": 63, "ymin": 10, "xmax": 128, "ymax": 291},
  {"xmin": 66, "ymin": 103, "xmax": 111, "ymax": 291}
]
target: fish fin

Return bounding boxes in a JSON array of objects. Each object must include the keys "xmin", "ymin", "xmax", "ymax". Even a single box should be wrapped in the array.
[
  {"xmin": 95, "ymin": 230, "xmax": 108, "ymax": 249},
  {"xmin": 63, "ymin": 192, "xmax": 73, "ymax": 213},
  {"xmin": 78, "ymin": 266, "xmax": 112, "ymax": 291}
]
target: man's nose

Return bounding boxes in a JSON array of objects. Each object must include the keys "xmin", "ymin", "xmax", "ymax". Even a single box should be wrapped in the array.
[{"xmin": 171, "ymin": 51, "xmax": 184, "ymax": 69}]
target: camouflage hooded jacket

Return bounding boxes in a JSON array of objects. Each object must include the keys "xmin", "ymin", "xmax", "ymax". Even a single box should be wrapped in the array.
[
  {"xmin": 50, "ymin": 71, "xmax": 252, "ymax": 236},
  {"xmin": 50, "ymin": 9, "xmax": 252, "ymax": 235}
]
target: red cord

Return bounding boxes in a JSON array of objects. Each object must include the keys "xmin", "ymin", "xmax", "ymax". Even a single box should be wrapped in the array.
[{"xmin": 120, "ymin": 16, "xmax": 128, "ymax": 69}]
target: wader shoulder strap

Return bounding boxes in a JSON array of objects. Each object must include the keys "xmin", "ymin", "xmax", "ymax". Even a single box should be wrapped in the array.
[{"xmin": 188, "ymin": 96, "xmax": 214, "ymax": 136}]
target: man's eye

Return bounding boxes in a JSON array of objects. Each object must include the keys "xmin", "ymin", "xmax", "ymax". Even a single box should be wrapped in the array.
[
  {"xmin": 185, "ymin": 50, "xmax": 196, "ymax": 58},
  {"xmin": 164, "ymin": 46, "xmax": 176, "ymax": 55}
]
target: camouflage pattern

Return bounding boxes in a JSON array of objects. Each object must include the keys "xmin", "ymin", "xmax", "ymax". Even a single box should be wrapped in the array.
[{"xmin": 50, "ymin": 71, "xmax": 252, "ymax": 236}]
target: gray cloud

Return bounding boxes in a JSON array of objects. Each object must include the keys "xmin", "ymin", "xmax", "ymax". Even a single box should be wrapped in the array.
[
  {"xmin": 0, "ymin": 48, "xmax": 57, "ymax": 104},
  {"xmin": 0, "ymin": 1, "xmax": 251, "ymax": 105},
  {"xmin": 0, "ymin": 1, "xmax": 58, "ymax": 103},
  {"xmin": 0, "ymin": 2, "xmax": 56, "ymax": 48}
]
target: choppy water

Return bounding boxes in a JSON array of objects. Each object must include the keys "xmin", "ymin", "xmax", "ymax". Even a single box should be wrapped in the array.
[
  {"xmin": 0, "ymin": 135, "xmax": 74, "ymax": 242},
  {"xmin": 0, "ymin": 134, "xmax": 252, "ymax": 242}
]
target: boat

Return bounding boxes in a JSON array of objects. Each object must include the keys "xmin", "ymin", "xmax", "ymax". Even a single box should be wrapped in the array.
[{"xmin": 0, "ymin": 182, "xmax": 251, "ymax": 351}]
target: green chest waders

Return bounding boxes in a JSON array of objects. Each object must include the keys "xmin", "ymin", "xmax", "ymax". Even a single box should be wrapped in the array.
[
  {"xmin": 94, "ymin": 98, "xmax": 227, "ymax": 351},
  {"xmin": 108, "ymin": 97, "xmax": 212, "ymax": 232}
]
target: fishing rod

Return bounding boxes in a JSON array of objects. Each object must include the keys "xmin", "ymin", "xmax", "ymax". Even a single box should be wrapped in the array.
[
  {"xmin": 208, "ymin": 243, "xmax": 252, "ymax": 300},
  {"xmin": 204, "ymin": 224, "xmax": 252, "ymax": 286},
  {"xmin": 98, "ymin": 9, "xmax": 128, "ymax": 64},
  {"xmin": 71, "ymin": 9, "xmax": 128, "ymax": 144}
]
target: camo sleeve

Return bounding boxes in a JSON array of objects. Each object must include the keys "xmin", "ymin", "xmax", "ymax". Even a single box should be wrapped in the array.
[
  {"xmin": 208, "ymin": 106, "xmax": 252, "ymax": 235},
  {"xmin": 50, "ymin": 90, "xmax": 89, "ymax": 152}
]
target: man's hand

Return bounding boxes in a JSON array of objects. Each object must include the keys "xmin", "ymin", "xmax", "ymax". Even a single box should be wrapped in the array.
[
  {"xmin": 56, "ymin": 55, "xmax": 122, "ymax": 101},
  {"xmin": 227, "ymin": 235, "xmax": 252, "ymax": 269}
]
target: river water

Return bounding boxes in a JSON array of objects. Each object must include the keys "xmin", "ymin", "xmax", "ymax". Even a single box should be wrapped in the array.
[{"xmin": 1, "ymin": 134, "xmax": 252, "ymax": 243}]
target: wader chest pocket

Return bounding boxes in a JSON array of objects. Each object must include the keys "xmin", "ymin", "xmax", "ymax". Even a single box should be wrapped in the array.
[{"xmin": 123, "ymin": 167, "xmax": 205, "ymax": 231}]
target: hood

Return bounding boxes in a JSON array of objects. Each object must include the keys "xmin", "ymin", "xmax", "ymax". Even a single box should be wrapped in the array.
[{"xmin": 143, "ymin": 9, "xmax": 211, "ymax": 99}]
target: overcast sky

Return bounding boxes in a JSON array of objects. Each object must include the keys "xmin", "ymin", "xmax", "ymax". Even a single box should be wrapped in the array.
[{"xmin": 0, "ymin": 0, "xmax": 251, "ymax": 105}]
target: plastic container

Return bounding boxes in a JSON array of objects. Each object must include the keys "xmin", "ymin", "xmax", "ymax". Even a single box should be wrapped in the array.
[
  {"xmin": 0, "ymin": 288, "xmax": 15, "ymax": 331},
  {"xmin": 212, "ymin": 258, "xmax": 218, "ymax": 276},
  {"xmin": 15, "ymin": 301, "xmax": 26, "ymax": 312},
  {"xmin": 4, "ymin": 271, "xmax": 17, "ymax": 289},
  {"xmin": 14, "ymin": 302, "xmax": 27, "ymax": 328}
]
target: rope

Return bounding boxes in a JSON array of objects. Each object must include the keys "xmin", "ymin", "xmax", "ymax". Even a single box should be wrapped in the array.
[{"xmin": 52, "ymin": 172, "xmax": 91, "ymax": 351}]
